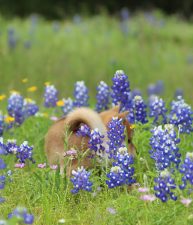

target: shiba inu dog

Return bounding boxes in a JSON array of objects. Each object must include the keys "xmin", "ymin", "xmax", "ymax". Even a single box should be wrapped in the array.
[{"xmin": 44, "ymin": 106, "xmax": 135, "ymax": 175}]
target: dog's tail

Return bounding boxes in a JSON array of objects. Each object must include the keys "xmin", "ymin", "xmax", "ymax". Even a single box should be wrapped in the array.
[{"xmin": 64, "ymin": 107, "xmax": 107, "ymax": 136}]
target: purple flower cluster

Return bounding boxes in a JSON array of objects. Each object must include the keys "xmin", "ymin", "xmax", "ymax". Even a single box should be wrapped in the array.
[
  {"xmin": 111, "ymin": 70, "xmax": 131, "ymax": 111},
  {"xmin": 44, "ymin": 84, "xmax": 58, "ymax": 107},
  {"xmin": 89, "ymin": 128, "xmax": 105, "ymax": 155},
  {"xmin": 107, "ymin": 117, "xmax": 125, "ymax": 159},
  {"xmin": 4, "ymin": 139, "xmax": 34, "ymax": 164},
  {"xmin": 7, "ymin": 92, "xmax": 24, "ymax": 125},
  {"xmin": 76, "ymin": 124, "xmax": 91, "ymax": 137},
  {"xmin": 8, "ymin": 207, "xmax": 34, "ymax": 224},
  {"xmin": 70, "ymin": 167, "xmax": 93, "ymax": 194},
  {"xmin": 149, "ymin": 124, "xmax": 181, "ymax": 171},
  {"xmin": 95, "ymin": 81, "xmax": 110, "ymax": 112},
  {"xmin": 169, "ymin": 96, "xmax": 193, "ymax": 134},
  {"xmin": 154, "ymin": 170, "xmax": 177, "ymax": 202},
  {"xmin": 62, "ymin": 97, "xmax": 73, "ymax": 116},
  {"xmin": 149, "ymin": 95, "xmax": 167, "ymax": 124},
  {"xmin": 0, "ymin": 137, "xmax": 6, "ymax": 203},
  {"xmin": 73, "ymin": 81, "xmax": 89, "ymax": 107},
  {"xmin": 179, "ymin": 152, "xmax": 193, "ymax": 190},
  {"xmin": 7, "ymin": 28, "xmax": 17, "ymax": 49},
  {"xmin": 106, "ymin": 147, "xmax": 135, "ymax": 188}
]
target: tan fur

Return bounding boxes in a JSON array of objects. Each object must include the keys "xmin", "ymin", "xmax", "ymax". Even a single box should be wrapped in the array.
[{"xmin": 45, "ymin": 106, "xmax": 135, "ymax": 175}]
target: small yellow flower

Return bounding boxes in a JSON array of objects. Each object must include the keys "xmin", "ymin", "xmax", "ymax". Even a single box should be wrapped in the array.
[
  {"xmin": 44, "ymin": 82, "xmax": 50, "ymax": 86},
  {"xmin": 130, "ymin": 124, "xmax": 135, "ymax": 129},
  {"xmin": 24, "ymin": 98, "xmax": 33, "ymax": 103},
  {"xmin": 0, "ymin": 95, "xmax": 6, "ymax": 101},
  {"xmin": 56, "ymin": 100, "xmax": 65, "ymax": 107},
  {"xmin": 27, "ymin": 86, "xmax": 37, "ymax": 92},
  {"xmin": 4, "ymin": 116, "xmax": 15, "ymax": 123},
  {"xmin": 22, "ymin": 78, "xmax": 28, "ymax": 83},
  {"xmin": 10, "ymin": 90, "xmax": 19, "ymax": 94}
]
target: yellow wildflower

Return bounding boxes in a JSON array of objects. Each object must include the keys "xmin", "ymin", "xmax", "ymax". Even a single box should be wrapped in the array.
[
  {"xmin": 27, "ymin": 86, "xmax": 37, "ymax": 92},
  {"xmin": 130, "ymin": 124, "xmax": 135, "ymax": 129},
  {"xmin": 43, "ymin": 113, "xmax": 48, "ymax": 118},
  {"xmin": 44, "ymin": 82, "xmax": 50, "ymax": 86},
  {"xmin": 56, "ymin": 100, "xmax": 65, "ymax": 107},
  {"xmin": 0, "ymin": 95, "xmax": 6, "ymax": 101},
  {"xmin": 10, "ymin": 90, "xmax": 19, "ymax": 94},
  {"xmin": 24, "ymin": 98, "xmax": 33, "ymax": 103},
  {"xmin": 4, "ymin": 116, "xmax": 15, "ymax": 123},
  {"xmin": 22, "ymin": 78, "xmax": 28, "ymax": 83}
]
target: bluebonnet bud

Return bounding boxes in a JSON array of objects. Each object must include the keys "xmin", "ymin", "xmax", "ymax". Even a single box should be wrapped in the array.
[
  {"xmin": 149, "ymin": 95, "xmax": 167, "ymax": 124},
  {"xmin": 107, "ymin": 117, "xmax": 125, "ymax": 159},
  {"xmin": 149, "ymin": 124, "xmax": 181, "ymax": 171},
  {"xmin": 174, "ymin": 89, "xmax": 183, "ymax": 98},
  {"xmin": 147, "ymin": 81, "xmax": 164, "ymax": 96},
  {"xmin": 44, "ymin": 85, "xmax": 58, "ymax": 107},
  {"xmin": 106, "ymin": 147, "xmax": 135, "ymax": 188},
  {"xmin": 89, "ymin": 128, "xmax": 105, "ymax": 155},
  {"xmin": 73, "ymin": 81, "xmax": 89, "ymax": 107},
  {"xmin": 0, "ymin": 138, "xmax": 6, "ymax": 155},
  {"xmin": 111, "ymin": 70, "xmax": 131, "ymax": 111},
  {"xmin": 169, "ymin": 96, "xmax": 193, "ymax": 134},
  {"xmin": 8, "ymin": 207, "xmax": 34, "ymax": 224},
  {"xmin": 70, "ymin": 167, "xmax": 93, "ymax": 194},
  {"xmin": 23, "ymin": 99, "xmax": 39, "ymax": 118},
  {"xmin": 95, "ymin": 81, "xmax": 110, "ymax": 112},
  {"xmin": 62, "ymin": 98, "xmax": 73, "ymax": 116},
  {"xmin": 154, "ymin": 170, "xmax": 177, "ymax": 202},
  {"xmin": 76, "ymin": 124, "xmax": 91, "ymax": 137},
  {"xmin": 7, "ymin": 92, "xmax": 24, "ymax": 125},
  {"xmin": 131, "ymin": 89, "xmax": 142, "ymax": 99},
  {"xmin": 179, "ymin": 152, "xmax": 193, "ymax": 190}
]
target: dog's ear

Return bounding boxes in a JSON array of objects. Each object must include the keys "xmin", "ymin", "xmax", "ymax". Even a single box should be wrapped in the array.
[{"xmin": 118, "ymin": 111, "xmax": 129, "ymax": 121}]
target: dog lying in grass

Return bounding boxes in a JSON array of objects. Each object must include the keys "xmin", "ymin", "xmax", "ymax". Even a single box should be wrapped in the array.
[{"xmin": 45, "ymin": 106, "xmax": 135, "ymax": 175}]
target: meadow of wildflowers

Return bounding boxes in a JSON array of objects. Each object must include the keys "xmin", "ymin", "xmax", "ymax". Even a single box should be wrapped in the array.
[{"xmin": 0, "ymin": 11, "xmax": 193, "ymax": 225}]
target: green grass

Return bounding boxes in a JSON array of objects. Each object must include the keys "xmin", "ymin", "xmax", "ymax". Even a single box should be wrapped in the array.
[{"xmin": 0, "ymin": 11, "xmax": 193, "ymax": 225}]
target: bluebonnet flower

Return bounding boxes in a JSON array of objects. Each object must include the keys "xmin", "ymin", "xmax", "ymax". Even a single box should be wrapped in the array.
[
  {"xmin": 7, "ymin": 28, "xmax": 17, "ymax": 49},
  {"xmin": 149, "ymin": 124, "xmax": 181, "ymax": 171},
  {"xmin": 95, "ymin": 81, "xmax": 110, "ymax": 112},
  {"xmin": 0, "ymin": 114, "xmax": 4, "ymax": 136},
  {"xmin": 16, "ymin": 141, "xmax": 34, "ymax": 163},
  {"xmin": 0, "ymin": 175, "xmax": 6, "ymax": 189},
  {"xmin": 149, "ymin": 95, "xmax": 167, "ymax": 124},
  {"xmin": 5, "ymin": 139, "xmax": 18, "ymax": 154},
  {"xmin": 7, "ymin": 92, "xmax": 24, "ymax": 125},
  {"xmin": 179, "ymin": 152, "xmax": 193, "ymax": 190},
  {"xmin": 73, "ymin": 81, "xmax": 89, "ymax": 107},
  {"xmin": 89, "ymin": 128, "xmax": 105, "ymax": 155},
  {"xmin": 106, "ymin": 147, "xmax": 135, "ymax": 188},
  {"xmin": 120, "ymin": 7, "xmax": 130, "ymax": 21},
  {"xmin": 0, "ymin": 158, "xmax": 6, "ymax": 170},
  {"xmin": 111, "ymin": 70, "xmax": 131, "ymax": 111},
  {"xmin": 154, "ymin": 170, "xmax": 177, "ymax": 202},
  {"xmin": 23, "ymin": 99, "xmax": 39, "ymax": 118},
  {"xmin": 0, "ymin": 138, "xmax": 6, "ymax": 155},
  {"xmin": 107, "ymin": 117, "xmax": 125, "ymax": 159},
  {"xmin": 61, "ymin": 98, "xmax": 73, "ymax": 116},
  {"xmin": 44, "ymin": 85, "xmax": 58, "ymax": 107},
  {"xmin": 76, "ymin": 124, "xmax": 91, "ymax": 137},
  {"xmin": 70, "ymin": 167, "xmax": 93, "ymax": 194},
  {"xmin": 52, "ymin": 21, "xmax": 60, "ymax": 32},
  {"xmin": 128, "ymin": 96, "xmax": 148, "ymax": 124},
  {"xmin": 169, "ymin": 96, "xmax": 193, "ymax": 134},
  {"xmin": 8, "ymin": 207, "xmax": 34, "ymax": 224}
]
